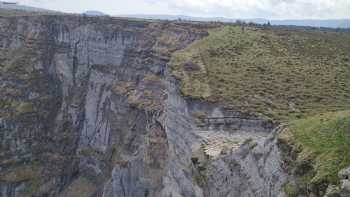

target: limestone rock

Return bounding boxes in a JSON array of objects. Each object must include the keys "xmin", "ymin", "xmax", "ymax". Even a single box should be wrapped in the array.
[
  {"xmin": 339, "ymin": 167, "xmax": 350, "ymax": 197},
  {"xmin": 324, "ymin": 185, "xmax": 341, "ymax": 197}
]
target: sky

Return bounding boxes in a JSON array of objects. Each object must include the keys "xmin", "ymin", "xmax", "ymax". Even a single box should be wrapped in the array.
[{"xmin": 15, "ymin": 0, "xmax": 350, "ymax": 20}]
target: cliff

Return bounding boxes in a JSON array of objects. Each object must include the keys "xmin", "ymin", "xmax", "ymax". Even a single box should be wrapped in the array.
[
  {"xmin": 0, "ymin": 14, "xmax": 211, "ymax": 196},
  {"xmin": 0, "ymin": 13, "xmax": 349, "ymax": 197}
]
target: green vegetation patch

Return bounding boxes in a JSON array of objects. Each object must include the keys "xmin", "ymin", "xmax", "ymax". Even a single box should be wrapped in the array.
[
  {"xmin": 0, "ymin": 164, "xmax": 43, "ymax": 196},
  {"xmin": 0, "ymin": 99, "xmax": 37, "ymax": 118},
  {"xmin": 60, "ymin": 176, "xmax": 97, "ymax": 197},
  {"xmin": 170, "ymin": 25, "xmax": 350, "ymax": 121},
  {"xmin": 280, "ymin": 111, "xmax": 350, "ymax": 188},
  {"xmin": 15, "ymin": 101, "xmax": 36, "ymax": 115}
]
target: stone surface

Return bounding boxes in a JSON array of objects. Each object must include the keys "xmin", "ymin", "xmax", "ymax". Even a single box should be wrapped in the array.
[
  {"xmin": 324, "ymin": 185, "xmax": 341, "ymax": 197},
  {"xmin": 339, "ymin": 167, "xmax": 350, "ymax": 197}
]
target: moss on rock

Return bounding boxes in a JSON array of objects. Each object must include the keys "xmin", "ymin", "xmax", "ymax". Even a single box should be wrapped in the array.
[{"xmin": 14, "ymin": 102, "xmax": 36, "ymax": 115}]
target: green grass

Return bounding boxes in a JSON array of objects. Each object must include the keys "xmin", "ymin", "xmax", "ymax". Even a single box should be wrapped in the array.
[
  {"xmin": 170, "ymin": 25, "xmax": 350, "ymax": 121},
  {"xmin": 281, "ymin": 111, "xmax": 350, "ymax": 186}
]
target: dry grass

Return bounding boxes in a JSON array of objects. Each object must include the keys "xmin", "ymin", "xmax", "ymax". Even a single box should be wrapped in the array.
[{"xmin": 171, "ymin": 25, "xmax": 350, "ymax": 121}]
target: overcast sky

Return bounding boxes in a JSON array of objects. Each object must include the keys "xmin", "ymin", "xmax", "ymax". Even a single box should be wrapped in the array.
[{"xmin": 16, "ymin": 0, "xmax": 350, "ymax": 19}]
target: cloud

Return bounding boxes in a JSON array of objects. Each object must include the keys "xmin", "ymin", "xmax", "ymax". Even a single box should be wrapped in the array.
[
  {"xmin": 167, "ymin": 0, "xmax": 350, "ymax": 19},
  {"xmin": 17, "ymin": 0, "xmax": 350, "ymax": 19}
]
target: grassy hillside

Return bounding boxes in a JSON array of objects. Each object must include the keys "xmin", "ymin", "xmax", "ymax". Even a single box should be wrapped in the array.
[
  {"xmin": 169, "ymin": 24, "xmax": 350, "ymax": 195},
  {"xmin": 170, "ymin": 25, "xmax": 350, "ymax": 121},
  {"xmin": 279, "ymin": 111, "xmax": 350, "ymax": 195}
]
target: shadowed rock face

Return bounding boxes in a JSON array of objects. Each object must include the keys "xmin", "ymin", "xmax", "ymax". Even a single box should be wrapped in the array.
[{"xmin": 0, "ymin": 15, "xmax": 288, "ymax": 197}]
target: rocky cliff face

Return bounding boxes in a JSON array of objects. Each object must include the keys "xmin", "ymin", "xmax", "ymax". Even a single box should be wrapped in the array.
[{"xmin": 0, "ymin": 15, "xmax": 289, "ymax": 197}]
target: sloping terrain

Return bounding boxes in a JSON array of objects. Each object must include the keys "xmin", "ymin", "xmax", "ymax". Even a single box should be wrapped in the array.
[
  {"xmin": 170, "ymin": 24, "xmax": 350, "ymax": 196},
  {"xmin": 171, "ymin": 25, "xmax": 350, "ymax": 121}
]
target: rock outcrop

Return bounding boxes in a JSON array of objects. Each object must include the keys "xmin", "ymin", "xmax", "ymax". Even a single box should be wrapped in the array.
[{"xmin": 0, "ymin": 14, "xmax": 209, "ymax": 197}]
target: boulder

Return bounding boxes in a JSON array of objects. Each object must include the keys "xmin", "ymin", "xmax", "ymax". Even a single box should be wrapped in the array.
[{"xmin": 339, "ymin": 167, "xmax": 350, "ymax": 197}]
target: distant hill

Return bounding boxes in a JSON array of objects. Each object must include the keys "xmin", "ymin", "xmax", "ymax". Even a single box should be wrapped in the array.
[
  {"xmin": 120, "ymin": 14, "xmax": 237, "ymax": 23},
  {"xmin": 0, "ymin": 3, "xmax": 348, "ymax": 28},
  {"xmin": 120, "ymin": 14, "xmax": 350, "ymax": 29},
  {"xmin": 83, "ymin": 10, "xmax": 107, "ymax": 16},
  {"xmin": 271, "ymin": 19, "xmax": 350, "ymax": 29}
]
